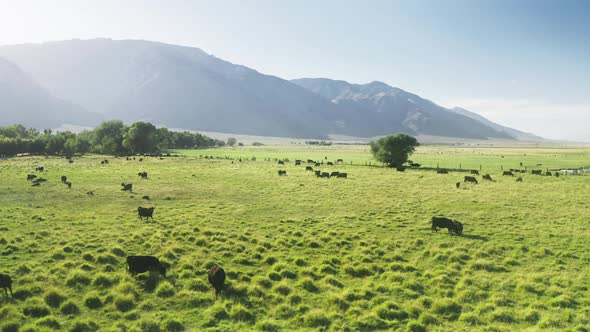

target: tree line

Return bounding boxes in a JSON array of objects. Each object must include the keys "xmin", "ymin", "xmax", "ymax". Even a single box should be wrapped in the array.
[{"xmin": 0, "ymin": 120, "xmax": 225, "ymax": 156}]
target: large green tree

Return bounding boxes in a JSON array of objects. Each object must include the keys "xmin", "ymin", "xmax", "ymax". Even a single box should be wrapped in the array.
[
  {"xmin": 92, "ymin": 120, "xmax": 127, "ymax": 155},
  {"xmin": 370, "ymin": 134, "xmax": 419, "ymax": 167},
  {"xmin": 122, "ymin": 122, "xmax": 157, "ymax": 153}
]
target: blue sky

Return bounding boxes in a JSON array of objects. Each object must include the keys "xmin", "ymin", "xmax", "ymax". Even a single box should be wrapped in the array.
[{"xmin": 1, "ymin": 0, "xmax": 589, "ymax": 140}]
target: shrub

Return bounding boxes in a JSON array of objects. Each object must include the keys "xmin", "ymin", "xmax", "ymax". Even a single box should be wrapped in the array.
[
  {"xmin": 136, "ymin": 318, "xmax": 161, "ymax": 332},
  {"xmin": 254, "ymin": 319, "xmax": 280, "ymax": 332},
  {"xmin": 23, "ymin": 300, "xmax": 51, "ymax": 318},
  {"xmin": 230, "ymin": 303, "xmax": 254, "ymax": 322},
  {"xmin": 432, "ymin": 298, "xmax": 462, "ymax": 320},
  {"xmin": 114, "ymin": 295, "xmax": 135, "ymax": 312},
  {"xmin": 406, "ymin": 320, "xmax": 427, "ymax": 332},
  {"xmin": 43, "ymin": 289, "xmax": 67, "ymax": 308},
  {"xmin": 70, "ymin": 320, "xmax": 99, "ymax": 332},
  {"xmin": 36, "ymin": 315, "xmax": 61, "ymax": 329},
  {"xmin": 163, "ymin": 318, "xmax": 184, "ymax": 332},
  {"xmin": 60, "ymin": 300, "xmax": 80, "ymax": 315},
  {"xmin": 66, "ymin": 271, "xmax": 91, "ymax": 288},
  {"xmin": 84, "ymin": 293, "xmax": 103, "ymax": 310},
  {"xmin": 92, "ymin": 273, "xmax": 115, "ymax": 288},
  {"xmin": 299, "ymin": 278, "xmax": 319, "ymax": 293},
  {"xmin": 156, "ymin": 281, "xmax": 175, "ymax": 298},
  {"xmin": 303, "ymin": 310, "xmax": 331, "ymax": 328},
  {"xmin": 1, "ymin": 322, "xmax": 21, "ymax": 332}
]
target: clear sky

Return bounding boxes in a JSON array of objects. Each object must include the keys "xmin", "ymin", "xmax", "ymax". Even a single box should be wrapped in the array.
[{"xmin": 1, "ymin": 0, "xmax": 589, "ymax": 141}]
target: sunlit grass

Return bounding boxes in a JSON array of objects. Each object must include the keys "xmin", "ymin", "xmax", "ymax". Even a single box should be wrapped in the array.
[{"xmin": 0, "ymin": 145, "xmax": 589, "ymax": 330}]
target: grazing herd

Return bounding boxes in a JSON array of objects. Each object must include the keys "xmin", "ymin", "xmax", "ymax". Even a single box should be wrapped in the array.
[
  {"xmin": 277, "ymin": 158, "xmax": 348, "ymax": 179},
  {"xmin": 3, "ymin": 153, "xmax": 574, "ymax": 308}
]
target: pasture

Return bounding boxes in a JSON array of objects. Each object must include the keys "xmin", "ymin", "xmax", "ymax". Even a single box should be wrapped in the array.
[{"xmin": 0, "ymin": 145, "xmax": 589, "ymax": 331}]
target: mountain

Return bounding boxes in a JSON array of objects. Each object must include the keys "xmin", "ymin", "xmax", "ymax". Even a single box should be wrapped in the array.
[
  {"xmin": 0, "ymin": 57, "xmax": 102, "ymax": 128},
  {"xmin": 0, "ymin": 39, "xmax": 536, "ymax": 140},
  {"xmin": 291, "ymin": 78, "xmax": 515, "ymax": 140},
  {"xmin": 0, "ymin": 39, "xmax": 341, "ymax": 138},
  {"xmin": 448, "ymin": 107, "xmax": 543, "ymax": 141}
]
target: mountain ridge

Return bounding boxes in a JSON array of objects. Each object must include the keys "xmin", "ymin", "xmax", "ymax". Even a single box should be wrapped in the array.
[
  {"xmin": 0, "ymin": 38, "xmax": 539, "ymax": 140},
  {"xmin": 0, "ymin": 57, "xmax": 103, "ymax": 128}
]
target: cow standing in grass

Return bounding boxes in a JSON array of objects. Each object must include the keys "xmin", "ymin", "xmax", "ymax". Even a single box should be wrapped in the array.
[
  {"xmin": 0, "ymin": 273, "xmax": 13, "ymax": 299},
  {"xmin": 431, "ymin": 217, "xmax": 463, "ymax": 235},
  {"xmin": 138, "ymin": 207, "xmax": 155, "ymax": 221},
  {"xmin": 208, "ymin": 264, "xmax": 226, "ymax": 300},
  {"xmin": 278, "ymin": 170, "xmax": 287, "ymax": 176},
  {"xmin": 464, "ymin": 176, "xmax": 478, "ymax": 184},
  {"xmin": 126, "ymin": 256, "xmax": 167, "ymax": 277},
  {"xmin": 61, "ymin": 175, "xmax": 67, "ymax": 183}
]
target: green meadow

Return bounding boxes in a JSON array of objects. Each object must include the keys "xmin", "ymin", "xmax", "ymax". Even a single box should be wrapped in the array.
[{"xmin": 0, "ymin": 145, "xmax": 589, "ymax": 331}]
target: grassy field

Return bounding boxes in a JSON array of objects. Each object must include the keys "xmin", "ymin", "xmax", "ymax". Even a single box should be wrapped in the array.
[{"xmin": 0, "ymin": 145, "xmax": 589, "ymax": 331}]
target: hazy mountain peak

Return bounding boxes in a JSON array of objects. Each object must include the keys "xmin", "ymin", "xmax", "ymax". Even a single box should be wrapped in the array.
[{"xmin": 0, "ymin": 39, "xmax": 540, "ymax": 140}]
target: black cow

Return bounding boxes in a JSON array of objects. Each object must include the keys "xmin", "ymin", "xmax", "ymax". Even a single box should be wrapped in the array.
[
  {"xmin": 555, "ymin": 172, "xmax": 560, "ymax": 178},
  {"xmin": 431, "ymin": 217, "xmax": 462, "ymax": 235},
  {"xmin": 69, "ymin": 160, "xmax": 74, "ymax": 164},
  {"xmin": 278, "ymin": 160, "xmax": 285, "ymax": 165},
  {"xmin": 470, "ymin": 170, "xmax": 480, "ymax": 175},
  {"xmin": 142, "ymin": 195, "xmax": 150, "ymax": 200},
  {"xmin": 483, "ymin": 174, "xmax": 493, "ymax": 181},
  {"xmin": 327, "ymin": 162, "xmax": 334, "ymax": 166},
  {"xmin": 121, "ymin": 183, "xmax": 133, "ymax": 191},
  {"xmin": 61, "ymin": 175, "xmax": 67, "ymax": 183},
  {"xmin": 320, "ymin": 172, "xmax": 330, "ymax": 178},
  {"xmin": 546, "ymin": 171, "xmax": 552, "ymax": 176},
  {"xmin": 87, "ymin": 191, "xmax": 94, "ymax": 196},
  {"xmin": 138, "ymin": 207, "xmax": 155, "ymax": 221},
  {"xmin": 314, "ymin": 170, "xmax": 321, "ymax": 177},
  {"xmin": 138, "ymin": 171, "xmax": 148, "ymax": 179},
  {"xmin": 0, "ymin": 274, "xmax": 13, "ymax": 299},
  {"xmin": 456, "ymin": 182, "xmax": 460, "ymax": 189},
  {"xmin": 396, "ymin": 166, "xmax": 406, "ymax": 172},
  {"xmin": 208, "ymin": 264, "xmax": 226, "ymax": 300},
  {"xmin": 437, "ymin": 169, "xmax": 449, "ymax": 174},
  {"xmin": 32, "ymin": 178, "xmax": 47, "ymax": 184},
  {"xmin": 464, "ymin": 176, "xmax": 478, "ymax": 184},
  {"xmin": 503, "ymin": 171, "xmax": 514, "ymax": 177},
  {"xmin": 295, "ymin": 160, "xmax": 302, "ymax": 166},
  {"xmin": 454, "ymin": 221, "xmax": 463, "ymax": 235},
  {"xmin": 330, "ymin": 171, "xmax": 340, "ymax": 177},
  {"xmin": 531, "ymin": 170, "xmax": 543, "ymax": 175},
  {"xmin": 337, "ymin": 173, "xmax": 347, "ymax": 178},
  {"xmin": 314, "ymin": 162, "xmax": 321, "ymax": 167},
  {"xmin": 305, "ymin": 166, "xmax": 313, "ymax": 172},
  {"xmin": 27, "ymin": 174, "xmax": 37, "ymax": 181},
  {"xmin": 307, "ymin": 159, "xmax": 315, "ymax": 164},
  {"xmin": 139, "ymin": 158, "xmax": 144, "ymax": 162},
  {"xmin": 127, "ymin": 256, "xmax": 167, "ymax": 277},
  {"xmin": 35, "ymin": 167, "xmax": 44, "ymax": 172},
  {"xmin": 278, "ymin": 170, "xmax": 287, "ymax": 176},
  {"xmin": 66, "ymin": 181, "xmax": 72, "ymax": 189},
  {"xmin": 516, "ymin": 177, "xmax": 523, "ymax": 182},
  {"xmin": 32, "ymin": 182, "xmax": 40, "ymax": 187},
  {"xmin": 336, "ymin": 159, "xmax": 344, "ymax": 164}
]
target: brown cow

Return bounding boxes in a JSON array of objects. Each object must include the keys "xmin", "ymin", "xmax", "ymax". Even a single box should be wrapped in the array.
[{"xmin": 208, "ymin": 265, "xmax": 226, "ymax": 300}]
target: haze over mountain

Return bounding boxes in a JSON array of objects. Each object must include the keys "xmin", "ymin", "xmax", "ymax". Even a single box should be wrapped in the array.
[
  {"xmin": 291, "ymin": 78, "xmax": 516, "ymax": 140},
  {"xmin": 0, "ymin": 57, "xmax": 102, "ymax": 128},
  {"xmin": 0, "ymin": 39, "xmax": 536, "ymax": 140}
]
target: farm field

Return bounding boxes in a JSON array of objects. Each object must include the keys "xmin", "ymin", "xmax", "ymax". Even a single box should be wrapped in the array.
[{"xmin": 0, "ymin": 145, "xmax": 589, "ymax": 331}]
